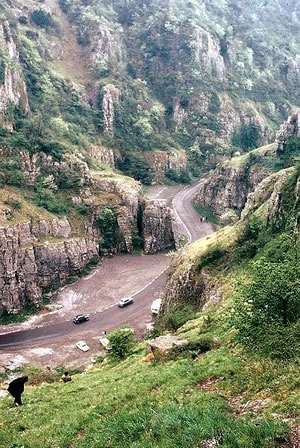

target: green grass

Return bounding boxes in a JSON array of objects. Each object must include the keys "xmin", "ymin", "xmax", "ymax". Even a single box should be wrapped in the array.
[
  {"xmin": 1, "ymin": 293, "xmax": 299, "ymax": 448},
  {"xmin": 193, "ymin": 202, "xmax": 219, "ymax": 225},
  {"xmin": 0, "ymin": 342, "xmax": 291, "ymax": 448}
]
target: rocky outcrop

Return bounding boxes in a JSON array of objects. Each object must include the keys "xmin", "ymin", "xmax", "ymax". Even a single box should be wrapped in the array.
[
  {"xmin": 193, "ymin": 26, "xmax": 225, "ymax": 78},
  {"xmin": 0, "ymin": 219, "xmax": 99, "ymax": 314},
  {"xmin": 101, "ymin": 84, "xmax": 120, "ymax": 135},
  {"xmin": 143, "ymin": 199, "xmax": 177, "ymax": 254},
  {"xmin": 146, "ymin": 335, "xmax": 188, "ymax": 361},
  {"xmin": 19, "ymin": 151, "xmax": 89, "ymax": 187},
  {"xmin": 276, "ymin": 111, "xmax": 300, "ymax": 146},
  {"xmin": 193, "ymin": 157, "xmax": 271, "ymax": 219},
  {"xmin": 194, "ymin": 111, "xmax": 300, "ymax": 220},
  {"xmin": 88, "ymin": 146, "xmax": 115, "ymax": 167},
  {"xmin": 0, "ymin": 22, "xmax": 29, "ymax": 130},
  {"xmin": 144, "ymin": 150, "xmax": 187, "ymax": 181}
]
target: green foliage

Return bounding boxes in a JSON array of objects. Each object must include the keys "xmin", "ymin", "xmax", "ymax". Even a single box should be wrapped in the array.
[
  {"xmin": 132, "ymin": 232, "xmax": 143, "ymax": 251},
  {"xmin": 235, "ymin": 215, "xmax": 266, "ymax": 258},
  {"xmin": 165, "ymin": 168, "xmax": 191, "ymax": 184},
  {"xmin": 34, "ymin": 188, "xmax": 69, "ymax": 215},
  {"xmin": 96, "ymin": 207, "xmax": 119, "ymax": 250},
  {"xmin": 108, "ymin": 328, "xmax": 136, "ymax": 361},
  {"xmin": 31, "ymin": 9, "xmax": 54, "ymax": 29},
  {"xmin": 231, "ymin": 246, "xmax": 300, "ymax": 360},
  {"xmin": 158, "ymin": 303, "xmax": 196, "ymax": 332},
  {"xmin": 198, "ymin": 246, "xmax": 226, "ymax": 271},
  {"xmin": 232, "ymin": 123, "xmax": 261, "ymax": 152},
  {"xmin": 0, "ymin": 58, "xmax": 5, "ymax": 84},
  {"xmin": 56, "ymin": 170, "xmax": 83, "ymax": 191},
  {"xmin": 117, "ymin": 154, "xmax": 153, "ymax": 185}
]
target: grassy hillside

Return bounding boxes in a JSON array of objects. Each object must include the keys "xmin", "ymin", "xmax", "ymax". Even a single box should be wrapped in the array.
[{"xmin": 0, "ymin": 318, "xmax": 298, "ymax": 448}]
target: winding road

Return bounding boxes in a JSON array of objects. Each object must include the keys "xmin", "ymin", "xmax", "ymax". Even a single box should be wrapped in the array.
[{"xmin": 0, "ymin": 182, "xmax": 216, "ymax": 367}]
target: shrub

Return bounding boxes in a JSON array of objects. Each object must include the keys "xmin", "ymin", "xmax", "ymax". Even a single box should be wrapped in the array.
[
  {"xmin": 158, "ymin": 303, "xmax": 196, "ymax": 331},
  {"xmin": 117, "ymin": 154, "xmax": 153, "ymax": 185},
  {"xmin": 31, "ymin": 9, "xmax": 54, "ymax": 29},
  {"xmin": 108, "ymin": 328, "xmax": 136, "ymax": 361},
  {"xmin": 231, "ymin": 247, "xmax": 300, "ymax": 360},
  {"xmin": 198, "ymin": 246, "xmax": 226, "ymax": 270},
  {"xmin": 96, "ymin": 207, "xmax": 119, "ymax": 250},
  {"xmin": 34, "ymin": 189, "xmax": 68, "ymax": 214}
]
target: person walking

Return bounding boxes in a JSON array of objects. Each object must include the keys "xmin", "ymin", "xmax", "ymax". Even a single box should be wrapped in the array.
[{"xmin": 8, "ymin": 376, "xmax": 28, "ymax": 406}]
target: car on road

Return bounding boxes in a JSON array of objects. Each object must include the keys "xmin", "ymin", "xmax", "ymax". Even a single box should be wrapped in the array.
[
  {"xmin": 76, "ymin": 341, "xmax": 89, "ymax": 352},
  {"xmin": 151, "ymin": 299, "xmax": 162, "ymax": 315},
  {"xmin": 73, "ymin": 314, "xmax": 90, "ymax": 324},
  {"xmin": 118, "ymin": 297, "xmax": 134, "ymax": 308}
]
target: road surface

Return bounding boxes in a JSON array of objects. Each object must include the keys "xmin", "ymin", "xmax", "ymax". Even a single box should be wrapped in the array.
[{"xmin": 0, "ymin": 182, "xmax": 217, "ymax": 367}]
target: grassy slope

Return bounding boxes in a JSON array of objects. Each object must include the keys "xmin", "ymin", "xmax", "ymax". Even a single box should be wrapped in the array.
[{"xmin": 0, "ymin": 337, "xmax": 296, "ymax": 448}]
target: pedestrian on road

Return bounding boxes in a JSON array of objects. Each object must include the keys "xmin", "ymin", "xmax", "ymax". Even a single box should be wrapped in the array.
[
  {"xmin": 62, "ymin": 371, "xmax": 72, "ymax": 383},
  {"xmin": 8, "ymin": 376, "xmax": 28, "ymax": 406},
  {"xmin": 103, "ymin": 330, "xmax": 107, "ymax": 335}
]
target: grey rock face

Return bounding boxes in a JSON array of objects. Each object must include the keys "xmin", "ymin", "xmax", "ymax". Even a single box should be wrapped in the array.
[
  {"xmin": 146, "ymin": 335, "xmax": 188, "ymax": 361},
  {"xmin": 88, "ymin": 146, "xmax": 115, "ymax": 167},
  {"xmin": 194, "ymin": 111, "xmax": 300, "ymax": 219},
  {"xmin": 193, "ymin": 161, "xmax": 270, "ymax": 219},
  {"xmin": 143, "ymin": 199, "xmax": 176, "ymax": 254},
  {"xmin": 0, "ymin": 219, "xmax": 99, "ymax": 314},
  {"xmin": 144, "ymin": 150, "xmax": 187, "ymax": 181},
  {"xmin": 0, "ymin": 22, "xmax": 29, "ymax": 130}
]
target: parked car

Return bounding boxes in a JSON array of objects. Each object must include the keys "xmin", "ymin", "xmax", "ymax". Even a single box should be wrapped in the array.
[
  {"xmin": 99, "ymin": 337, "xmax": 110, "ymax": 349},
  {"xmin": 76, "ymin": 341, "xmax": 89, "ymax": 352},
  {"xmin": 151, "ymin": 299, "xmax": 162, "ymax": 315},
  {"xmin": 73, "ymin": 314, "xmax": 90, "ymax": 324},
  {"xmin": 118, "ymin": 297, "xmax": 134, "ymax": 308}
]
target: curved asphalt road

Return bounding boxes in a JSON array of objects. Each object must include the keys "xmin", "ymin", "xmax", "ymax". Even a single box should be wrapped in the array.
[{"xmin": 0, "ymin": 182, "xmax": 216, "ymax": 351}]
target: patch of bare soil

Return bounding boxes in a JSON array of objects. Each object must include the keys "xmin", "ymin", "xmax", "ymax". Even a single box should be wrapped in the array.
[
  {"xmin": 196, "ymin": 377, "xmax": 273, "ymax": 418},
  {"xmin": 280, "ymin": 425, "xmax": 300, "ymax": 448}
]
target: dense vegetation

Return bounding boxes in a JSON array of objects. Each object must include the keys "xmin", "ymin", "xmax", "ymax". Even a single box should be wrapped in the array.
[{"xmin": 1, "ymin": 0, "xmax": 300, "ymax": 187}]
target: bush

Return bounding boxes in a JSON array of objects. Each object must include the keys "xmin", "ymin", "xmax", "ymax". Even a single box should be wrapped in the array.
[
  {"xmin": 231, "ymin": 247, "xmax": 300, "ymax": 360},
  {"xmin": 34, "ymin": 190, "xmax": 69, "ymax": 214},
  {"xmin": 158, "ymin": 303, "xmax": 196, "ymax": 332},
  {"xmin": 108, "ymin": 328, "xmax": 136, "ymax": 361},
  {"xmin": 31, "ymin": 9, "xmax": 54, "ymax": 29},
  {"xmin": 117, "ymin": 154, "xmax": 153, "ymax": 185},
  {"xmin": 96, "ymin": 208, "xmax": 119, "ymax": 250},
  {"xmin": 198, "ymin": 246, "xmax": 226, "ymax": 270}
]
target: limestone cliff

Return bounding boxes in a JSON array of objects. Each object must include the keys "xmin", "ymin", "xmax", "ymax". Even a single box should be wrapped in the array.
[
  {"xmin": 0, "ymin": 214, "xmax": 99, "ymax": 314},
  {"xmin": 193, "ymin": 112, "xmax": 300, "ymax": 222},
  {"xmin": 0, "ymin": 163, "xmax": 177, "ymax": 313},
  {"xmin": 163, "ymin": 166, "xmax": 299, "ymax": 314},
  {"xmin": 144, "ymin": 150, "xmax": 187, "ymax": 182},
  {"xmin": 142, "ymin": 199, "xmax": 176, "ymax": 254},
  {"xmin": 0, "ymin": 22, "xmax": 29, "ymax": 131}
]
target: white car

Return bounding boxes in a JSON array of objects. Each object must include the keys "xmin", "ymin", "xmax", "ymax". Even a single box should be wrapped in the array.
[
  {"xmin": 118, "ymin": 297, "xmax": 134, "ymax": 308},
  {"xmin": 99, "ymin": 337, "xmax": 110, "ymax": 349},
  {"xmin": 76, "ymin": 340, "xmax": 89, "ymax": 352},
  {"xmin": 151, "ymin": 299, "xmax": 162, "ymax": 315}
]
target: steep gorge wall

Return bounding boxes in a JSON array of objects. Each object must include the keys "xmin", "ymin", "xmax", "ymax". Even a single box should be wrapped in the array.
[
  {"xmin": 0, "ymin": 218, "xmax": 99, "ymax": 313},
  {"xmin": 0, "ymin": 22, "xmax": 29, "ymax": 131},
  {"xmin": 0, "ymin": 151, "xmax": 177, "ymax": 313},
  {"xmin": 193, "ymin": 112, "xmax": 300, "ymax": 222}
]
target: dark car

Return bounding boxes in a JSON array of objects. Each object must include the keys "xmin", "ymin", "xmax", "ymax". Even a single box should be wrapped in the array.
[{"xmin": 73, "ymin": 314, "xmax": 90, "ymax": 324}]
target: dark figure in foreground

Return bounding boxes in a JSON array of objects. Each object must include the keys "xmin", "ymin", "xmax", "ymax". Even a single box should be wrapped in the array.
[
  {"xmin": 62, "ymin": 371, "xmax": 72, "ymax": 383},
  {"xmin": 8, "ymin": 376, "xmax": 28, "ymax": 406}
]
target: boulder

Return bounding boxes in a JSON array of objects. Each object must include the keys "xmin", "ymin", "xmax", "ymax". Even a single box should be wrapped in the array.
[{"xmin": 146, "ymin": 335, "xmax": 188, "ymax": 361}]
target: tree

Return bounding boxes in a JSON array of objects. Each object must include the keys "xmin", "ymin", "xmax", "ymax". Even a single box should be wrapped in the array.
[
  {"xmin": 232, "ymin": 246, "xmax": 300, "ymax": 359},
  {"xmin": 108, "ymin": 328, "xmax": 136, "ymax": 361}
]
